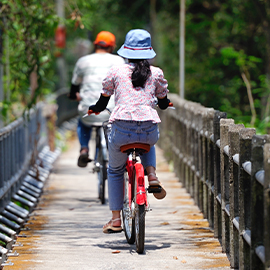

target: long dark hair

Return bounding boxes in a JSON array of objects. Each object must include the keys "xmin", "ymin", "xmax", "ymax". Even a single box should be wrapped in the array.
[{"xmin": 130, "ymin": 59, "xmax": 151, "ymax": 88}]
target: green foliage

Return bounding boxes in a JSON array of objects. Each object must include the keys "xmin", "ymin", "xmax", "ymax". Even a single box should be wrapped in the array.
[
  {"xmin": 0, "ymin": 0, "xmax": 59, "ymax": 122},
  {"xmin": 65, "ymin": 0, "xmax": 152, "ymax": 49},
  {"xmin": 183, "ymin": 0, "xmax": 270, "ymax": 131},
  {"xmin": 221, "ymin": 47, "xmax": 262, "ymax": 70},
  {"xmin": 1, "ymin": 0, "xmax": 270, "ymax": 133},
  {"xmin": 65, "ymin": 0, "xmax": 181, "ymax": 94},
  {"xmin": 64, "ymin": 0, "xmax": 270, "ymax": 133}
]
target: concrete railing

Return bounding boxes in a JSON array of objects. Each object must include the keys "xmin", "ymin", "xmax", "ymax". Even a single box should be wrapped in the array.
[{"xmin": 158, "ymin": 93, "xmax": 270, "ymax": 270}]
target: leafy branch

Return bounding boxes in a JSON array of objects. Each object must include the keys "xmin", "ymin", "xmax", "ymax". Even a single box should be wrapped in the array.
[
  {"xmin": 0, "ymin": 0, "xmax": 59, "ymax": 121},
  {"xmin": 221, "ymin": 47, "xmax": 262, "ymax": 126}
]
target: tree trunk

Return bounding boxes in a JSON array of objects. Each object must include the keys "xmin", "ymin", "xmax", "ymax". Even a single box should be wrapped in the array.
[
  {"xmin": 251, "ymin": 0, "xmax": 270, "ymax": 121},
  {"xmin": 241, "ymin": 72, "xmax": 256, "ymax": 126}
]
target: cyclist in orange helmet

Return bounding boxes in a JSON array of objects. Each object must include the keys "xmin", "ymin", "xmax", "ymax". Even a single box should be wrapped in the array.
[{"xmin": 69, "ymin": 31, "xmax": 125, "ymax": 167}]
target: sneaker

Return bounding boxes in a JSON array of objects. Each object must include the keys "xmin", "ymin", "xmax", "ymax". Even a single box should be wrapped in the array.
[{"xmin": 77, "ymin": 149, "xmax": 89, "ymax": 168}]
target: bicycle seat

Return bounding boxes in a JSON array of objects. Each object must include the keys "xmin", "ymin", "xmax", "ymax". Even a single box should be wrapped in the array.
[{"xmin": 120, "ymin": 143, "xmax": 150, "ymax": 154}]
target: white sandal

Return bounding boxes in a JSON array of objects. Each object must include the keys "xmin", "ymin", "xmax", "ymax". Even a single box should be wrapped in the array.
[{"xmin": 103, "ymin": 218, "xmax": 122, "ymax": 234}]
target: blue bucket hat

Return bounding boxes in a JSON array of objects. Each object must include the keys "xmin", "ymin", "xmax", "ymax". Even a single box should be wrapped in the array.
[{"xmin": 117, "ymin": 29, "xmax": 156, "ymax": 59}]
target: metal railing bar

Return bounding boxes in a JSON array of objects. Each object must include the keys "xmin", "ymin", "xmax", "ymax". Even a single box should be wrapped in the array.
[
  {"xmin": 216, "ymin": 194, "xmax": 221, "ymax": 204},
  {"xmin": 233, "ymin": 217, "xmax": 240, "ymax": 231},
  {"xmin": 255, "ymin": 170, "xmax": 264, "ymax": 186},
  {"xmin": 225, "ymin": 203, "xmax": 230, "ymax": 216},
  {"xmin": 255, "ymin": 245, "xmax": 265, "ymax": 264},
  {"xmin": 233, "ymin": 153, "xmax": 239, "ymax": 165},
  {"xmin": 224, "ymin": 145, "xmax": 229, "ymax": 156},
  {"xmin": 242, "ymin": 161, "xmax": 252, "ymax": 175},
  {"xmin": 242, "ymin": 230, "xmax": 251, "ymax": 246},
  {"xmin": 0, "ymin": 153, "xmax": 31, "ymax": 200}
]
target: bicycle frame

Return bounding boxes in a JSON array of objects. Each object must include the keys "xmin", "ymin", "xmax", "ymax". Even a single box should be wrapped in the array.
[{"xmin": 125, "ymin": 154, "xmax": 147, "ymax": 208}]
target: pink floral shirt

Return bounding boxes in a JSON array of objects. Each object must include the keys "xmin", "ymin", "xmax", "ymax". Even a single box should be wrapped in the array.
[{"xmin": 101, "ymin": 63, "xmax": 169, "ymax": 123}]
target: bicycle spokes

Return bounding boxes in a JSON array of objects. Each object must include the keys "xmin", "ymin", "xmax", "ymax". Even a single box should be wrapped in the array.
[{"xmin": 122, "ymin": 171, "xmax": 135, "ymax": 244}]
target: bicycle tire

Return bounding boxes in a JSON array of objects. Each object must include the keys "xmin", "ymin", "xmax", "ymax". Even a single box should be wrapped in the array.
[
  {"xmin": 134, "ymin": 167, "xmax": 145, "ymax": 253},
  {"xmin": 135, "ymin": 204, "xmax": 145, "ymax": 254},
  {"xmin": 122, "ymin": 171, "xmax": 135, "ymax": 244},
  {"xmin": 97, "ymin": 150, "xmax": 107, "ymax": 204},
  {"xmin": 96, "ymin": 128, "xmax": 107, "ymax": 204}
]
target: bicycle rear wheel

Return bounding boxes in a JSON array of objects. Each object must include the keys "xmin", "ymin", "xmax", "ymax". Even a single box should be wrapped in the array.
[
  {"xmin": 135, "ymin": 204, "xmax": 145, "ymax": 254},
  {"xmin": 134, "ymin": 169, "xmax": 146, "ymax": 254},
  {"xmin": 97, "ymin": 151, "xmax": 107, "ymax": 204},
  {"xmin": 122, "ymin": 171, "xmax": 135, "ymax": 244},
  {"xmin": 96, "ymin": 128, "xmax": 107, "ymax": 204}
]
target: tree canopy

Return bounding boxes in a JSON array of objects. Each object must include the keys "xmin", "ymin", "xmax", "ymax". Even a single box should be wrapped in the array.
[
  {"xmin": 0, "ymin": 0, "xmax": 59, "ymax": 120},
  {"xmin": 1, "ymin": 0, "xmax": 270, "ymax": 132}
]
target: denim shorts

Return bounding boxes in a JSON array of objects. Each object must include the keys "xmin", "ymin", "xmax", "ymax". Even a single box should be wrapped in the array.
[{"xmin": 110, "ymin": 120, "xmax": 159, "ymax": 148}]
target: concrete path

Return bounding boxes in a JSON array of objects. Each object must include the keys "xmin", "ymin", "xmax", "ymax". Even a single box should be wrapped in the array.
[{"xmin": 4, "ymin": 138, "xmax": 231, "ymax": 270}]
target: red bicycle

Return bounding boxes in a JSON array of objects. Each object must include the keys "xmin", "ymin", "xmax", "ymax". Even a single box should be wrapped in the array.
[
  {"xmin": 92, "ymin": 104, "xmax": 173, "ymax": 254},
  {"xmin": 120, "ymin": 143, "xmax": 162, "ymax": 254}
]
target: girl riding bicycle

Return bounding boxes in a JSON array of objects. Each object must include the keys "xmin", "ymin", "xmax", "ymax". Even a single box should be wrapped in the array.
[{"xmin": 88, "ymin": 29, "xmax": 171, "ymax": 233}]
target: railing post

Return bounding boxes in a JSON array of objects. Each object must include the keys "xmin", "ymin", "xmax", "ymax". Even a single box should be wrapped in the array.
[
  {"xmin": 0, "ymin": 130, "xmax": 4, "ymax": 196},
  {"xmin": 182, "ymin": 103, "xmax": 189, "ymax": 188},
  {"xmin": 187, "ymin": 103, "xmax": 194, "ymax": 195},
  {"xmin": 220, "ymin": 118, "xmax": 234, "ymax": 253},
  {"xmin": 239, "ymin": 128, "xmax": 256, "ymax": 269},
  {"xmin": 213, "ymin": 111, "xmax": 226, "ymax": 239},
  {"xmin": 192, "ymin": 105, "xmax": 202, "ymax": 205},
  {"xmin": 171, "ymin": 109, "xmax": 179, "ymax": 179},
  {"xmin": 205, "ymin": 108, "xmax": 215, "ymax": 227},
  {"xmin": 251, "ymin": 135, "xmax": 270, "ymax": 269},
  {"xmin": 179, "ymin": 100, "xmax": 187, "ymax": 187},
  {"xmin": 264, "ymin": 143, "xmax": 270, "ymax": 269},
  {"xmin": 228, "ymin": 123, "xmax": 245, "ymax": 268},
  {"xmin": 198, "ymin": 109, "xmax": 205, "ymax": 213}
]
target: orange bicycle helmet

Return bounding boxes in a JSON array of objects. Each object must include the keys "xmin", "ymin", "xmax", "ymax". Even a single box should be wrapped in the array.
[{"xmin": 94, "ymin": 31, "xmax": 116, "ymax": 47}]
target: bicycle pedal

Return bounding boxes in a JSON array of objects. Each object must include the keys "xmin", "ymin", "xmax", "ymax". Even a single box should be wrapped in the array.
[
  {"xmin": 147, "ymin": 185, "xmax": 162, "ymax": 193},
  {"xmin": 92, "ymin": 167, "xmax": 100, "ymax": 173}
]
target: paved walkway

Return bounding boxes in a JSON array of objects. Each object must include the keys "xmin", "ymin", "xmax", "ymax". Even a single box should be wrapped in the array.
[{"xmin": 4, "ymin": 137, "xmax": 230, "ymax": 270}]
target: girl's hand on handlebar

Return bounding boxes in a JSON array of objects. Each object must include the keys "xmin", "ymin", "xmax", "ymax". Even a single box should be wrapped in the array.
[
  {"xmin": 87, "ymin": 109, "xmax": 100, "ymax": 115},
  {"xmin": 88, "ymin": 105, "xmax": 101, "ymax": 115},
  {"xmin": 157, "ymin": 97, "xmax": 169, "ymax": 110},
  {"xmin": 82, "ymin": 109, "xmax": 100, "ymax": 118}
]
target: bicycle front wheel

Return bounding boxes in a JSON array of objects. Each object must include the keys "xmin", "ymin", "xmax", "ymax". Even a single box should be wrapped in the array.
[{"xmin": 122, "ymin": 171, "xmax": 135, "ymax": 244}]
